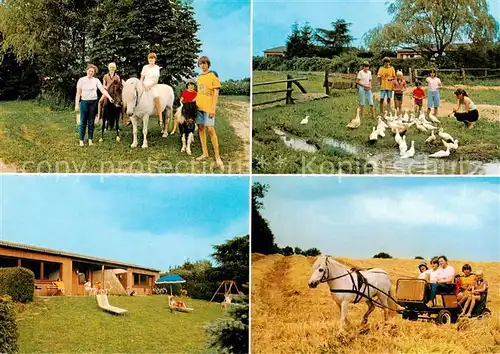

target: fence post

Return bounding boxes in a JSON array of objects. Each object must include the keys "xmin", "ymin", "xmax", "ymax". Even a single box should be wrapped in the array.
[
  {"xmin": 286, "ymin": 74, "xmax": 293, "ymax": 104},
  {"xmin": 461, "ymin": 68, "xmax": 465, "ymax": 82},
  {"xmin": 409, "ymin": 68, "xmax": 413, "ymax": 83},
  {"xmin": 324, "ymin": 68, "xmax": 330, "ymax": 96},
  {"xmin": 485, "ymin": 69, "xmax": 488, "ymax": 79}
]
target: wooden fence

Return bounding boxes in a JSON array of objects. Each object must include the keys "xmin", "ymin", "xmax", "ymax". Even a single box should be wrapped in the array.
[
  {"xmin": 413, "ymin": 68, "xmax": 500, "ymax": 82},
  {"xmin": 252, "ymin": 74, "xmax": 308, "ymax": 107}
]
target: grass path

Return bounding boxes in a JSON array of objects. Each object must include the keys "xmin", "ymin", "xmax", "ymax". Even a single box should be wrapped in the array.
[{"xmin": 0, "ymin": 96, "xmax": 249, "ymax": 173}]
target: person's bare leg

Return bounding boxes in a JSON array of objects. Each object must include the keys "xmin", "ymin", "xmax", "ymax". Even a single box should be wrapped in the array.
[
  {"xmin": 434, "ymin": 107, "xmax": 438, "ymax": 116},
  {"xmin": 466, "ymin": 297, "xmax": 477, "ymax": 317},
  {"xmin": 196, "ymin": 125, "xmax": 209, "ymax": 161},
  {"xmin": 154, "ymin": 96, "xmax": 163, "ymax": 130},
  {"xmin": 379, "ymin": 99, "xmax": 384, "ymax": 115},
  {"xmin": 387, "ymin": 99, "xmax": 391, "ymax": 114},
  {"xmin": 427, "ymin": 107, "xmax": 431, "ymax": 116},
  {"xmin": 207, "ymin": 126, "xmax": 223, "ymax": 167}
]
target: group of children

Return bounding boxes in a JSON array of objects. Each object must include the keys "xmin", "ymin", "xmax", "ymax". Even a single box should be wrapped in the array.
[
  {"xmin": 356, "ymin": 57, "xmax": 442, "ymax": 118},
  {"xmin": 75, "ymin": 53, "xmax": 224, "ymax": 167},
  {"xmin": 417, "ymin": 256, "xmax": 488, "ymax": 318},
  {"xmin": 355, "ymin": 58, "xmax": 479, "ymax": 128}
]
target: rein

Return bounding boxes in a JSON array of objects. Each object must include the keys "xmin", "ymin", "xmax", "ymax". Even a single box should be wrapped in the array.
[{"xmin": 320, "ymin": 257, "xmax": 403, "ymax": 313}]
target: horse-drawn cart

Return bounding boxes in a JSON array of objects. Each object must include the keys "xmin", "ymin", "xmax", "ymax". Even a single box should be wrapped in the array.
[{"xmin": 396, "ymin": 278, "xmax": 491, "ymax": 324}]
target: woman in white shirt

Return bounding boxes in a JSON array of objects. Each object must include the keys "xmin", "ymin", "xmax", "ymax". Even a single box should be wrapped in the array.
[
  {"xmin": 356, "ymin": 62, "xmax": 374, "ymax": 119},
  {"xmin": 417, "ymin": 262, "xmax": 431, "ymax": 281},
  {"xmin": 451, "ymin": 88, "xmax": 479, "ymax": 128},
  {"xmin": 75, "ymin": 64, "xmax": 114, "ymax": 146},
  {"xmin": 140, "ymin": 52, "xmax": 163, "ymax": 124}
]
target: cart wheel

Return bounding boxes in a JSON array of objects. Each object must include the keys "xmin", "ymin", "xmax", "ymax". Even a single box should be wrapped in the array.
[
  {"xmin": 437, "ymin": 310, "xmax": 452, "ymax": 325},
  {"xmin": 480, "ymin": 308, "xmax": 491, "ymax": 319}
]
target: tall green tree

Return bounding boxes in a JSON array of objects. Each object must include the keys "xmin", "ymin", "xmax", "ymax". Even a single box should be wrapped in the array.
[
  {"xmin": 365, "ymin": 0, "xmax": 498, "ymax": 57},
  {"xmin": 0, "ymin": 0, "xmax": 98, "ymax": 101},
  {"xmin": 205, "ymin": 284, "xmax": 249, "ymax": 354},
  {"xmin": 315, "ymin": 19, "xmax": 353, "ymax": 57},
  {"xmin": 286, "ymin": 22, "xmax": 315, "ymax": 58},
  {"xmin": 211, "ymin": 235, "xmax": 249, "ymax": 291},
  {"xmin": 251, "ymin": 183, "xmax": 276, "ymax": 254},
  {"xmin": 88, "ymin": 0, "xmax": 201, "ymax": 83}
]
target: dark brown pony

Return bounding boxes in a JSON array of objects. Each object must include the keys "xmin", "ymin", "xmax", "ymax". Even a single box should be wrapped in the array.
[{"xmin": 100, "ymin": 80, "xmax": 124, "ymax": 142}]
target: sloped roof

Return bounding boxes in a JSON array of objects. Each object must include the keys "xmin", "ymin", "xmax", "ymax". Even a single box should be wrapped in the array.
[
  {"xmin": 0, "ymin": 240, "xmax": 160, "ymax": 272},
  {"xmin": 264, "ymin": 46, "xmax": 287, "ymax": 53}
]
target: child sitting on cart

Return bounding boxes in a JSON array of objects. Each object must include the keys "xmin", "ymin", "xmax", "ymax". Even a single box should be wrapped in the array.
[{"xmin": 457, "ymin": 264, "xmax": 475, "ymax": 306}]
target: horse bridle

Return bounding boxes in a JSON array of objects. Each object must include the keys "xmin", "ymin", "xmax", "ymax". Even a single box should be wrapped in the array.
[{"xmin": 318, "ymin": 256, "xmax": 402, "ymax": 310}]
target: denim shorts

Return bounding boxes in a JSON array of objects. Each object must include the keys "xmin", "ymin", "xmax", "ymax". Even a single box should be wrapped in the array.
[
  {"xmin": 358, "ymin": 86, "xmax": 373, "ymax": 106},
  {"xmin": 196, "ymin": 111, "xmax": 215, "ymax": 126},
  {"xmin": 428, "ymin": 91, "xmax": 440, "ymax": 108},
  {"xmin": 380, "ymin": 90, "xmax": 393, "ymax": 100}
]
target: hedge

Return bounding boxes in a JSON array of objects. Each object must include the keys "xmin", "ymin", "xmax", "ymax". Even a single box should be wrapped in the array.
[
  {"xmin": 0, "ymin": 267, "xmax": 35, "ymax": 303},
  {"xmin": 0, "ymin": 296, "xmax": 19, "ymax": 354}
]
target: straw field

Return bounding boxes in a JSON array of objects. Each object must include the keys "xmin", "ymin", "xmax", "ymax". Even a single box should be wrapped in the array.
[{"xmin": 251, "ymin": 254, "xmax": 500, "ymax": 354}]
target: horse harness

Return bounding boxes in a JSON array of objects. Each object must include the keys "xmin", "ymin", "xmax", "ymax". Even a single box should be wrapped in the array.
[{"xmin": 321, "ymin": 257, "xmax": 402, "ymax": 313}]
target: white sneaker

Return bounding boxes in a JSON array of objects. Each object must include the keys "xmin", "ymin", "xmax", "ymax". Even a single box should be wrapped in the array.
[
  {"xmin": 79, "ymin": 140, "xmax": 84, "ymax": 147},
  {"xmin": 88, "ymin": 140, "xmax": 93, "ymax": 146}
]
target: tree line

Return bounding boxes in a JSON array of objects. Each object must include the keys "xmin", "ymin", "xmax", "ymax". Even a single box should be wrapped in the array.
[
  {"xmin": 0, "ymin": 0, "xmax": 200, "ymax": 104},
  {"xmin": 251, "ymin": 182, "xmax": 321, "ymax": 257},
  {"xmin": 274, "ymin": 1, "xmax": 498, "ymax": 63}
]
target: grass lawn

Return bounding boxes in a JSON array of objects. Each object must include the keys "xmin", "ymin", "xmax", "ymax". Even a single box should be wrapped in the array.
[
  {"xmin": 16, "ymin": 296, "xmax": 224, "ymax": 353},
  {"xmin": 440, "ymin": 87, "xmax": 500, "ymax": 105},
  {"xmin": 253, "ymin": 71, "xmax": 500, "ymax": 174},
  {"xmin": 0, "ymin": 97, "xmax": 248, "ymax": 173}
]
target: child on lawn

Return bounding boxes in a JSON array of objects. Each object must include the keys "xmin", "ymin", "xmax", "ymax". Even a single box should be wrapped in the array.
[
  {"xmin": 196, "ymin": 56, "xmax": 223, "ymax": 168},
  {"xmin": 412, "ymin": 81, "xmax": 426, "ymax": 115},
  {"xmin": 426, "ymin": 69, "xmax": 442, "ymax": 116}
]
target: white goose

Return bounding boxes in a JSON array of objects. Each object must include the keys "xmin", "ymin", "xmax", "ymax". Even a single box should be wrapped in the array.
[
  {"xmin": 347, "ymin": 109, "xmax": 361, "ymax": 129},
  {"xmin": 429, "ymin": 147, "xmax": 451, "ymax": 158},
  {"xmin": 401, "ymin": 140, "xmax": 415, "ymax": 158},
  {"xmin": 402, "ymin": 111, "xmax": 410, "ymax": 122},
  {"xmin": 422, "ymin": 122, "xmax": 438, "ymax": 131},
  {"xmin": 369, "ymin": 127, "xmax": 378, "ymax": 143},
  {"xmin": 438, "ymin": 128, "xmax": 454, "ymax": 142},
  {"xmin": 300, "ymin": 115, "xmax": 310, "ymax": 125},
  {"xmin": 394, "ymin": 130, "xmax": 402, "ymax": 145},
  {"xmin": 399, "ymin": 135, "xmax": 408, "ymax": 156},
  {"xmin": 416, "ymin": 123, "xmax": 428, "ymax": 133},
  {"xmin": 425, "ymin": 130, "xmax": 436, "ymax": 143},
  {"xmin": 442, "ymin": 139, "xmax": 459, "ymax": 150},
  {"xmin": 428, "ymin": 112, "xmax": 440, "ymax": 124}
]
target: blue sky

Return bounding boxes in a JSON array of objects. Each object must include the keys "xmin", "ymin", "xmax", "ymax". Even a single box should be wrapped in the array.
[
  {"xmin": 0, "ymin": 176, "xmax": 250, "ymax": 271},
  {"xmin": 254, "ymin": 177, "xmax": 500, "ymax": 261},
  {"xmin": 193, "ymin": 0, "xmax": 250, "ymax": 79},
  {"xmin": 253, "ymin": 0, "xmax": 500, "ymax": 56}
]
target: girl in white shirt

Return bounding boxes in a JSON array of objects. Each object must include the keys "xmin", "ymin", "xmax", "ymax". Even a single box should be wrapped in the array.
[
  {"xmin": 451, "ymin": 88, "xmax": 479, "ymax": 128},
  {"xmin": 75, "ymin": 64, "xmax": 114, "ymax": 146},
  {"xmin": 426, "ymin": 69, "xmax": 442, "ymax": 116},
  {"xmin": 140, "ymin": 52, "xmax": 163, "ymax": 125}
]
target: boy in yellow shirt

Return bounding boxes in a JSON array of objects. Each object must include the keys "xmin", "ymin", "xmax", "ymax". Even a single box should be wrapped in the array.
[
  {"xmin": 196, "ymin": 56, "xmax": 223, "ymax": 168},
  {"xmin": 377, "ymin": 57, "xmax": 396, "ymax": 115}
]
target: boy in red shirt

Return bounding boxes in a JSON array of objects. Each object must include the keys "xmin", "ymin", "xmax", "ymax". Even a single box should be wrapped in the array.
[
  {"xmin": 180, "ymin": 79, "xmax": 197, "ymax": 104},
  {"xmin": 412, "ymin": 81, "xmax": 426, "ymax": 115}
]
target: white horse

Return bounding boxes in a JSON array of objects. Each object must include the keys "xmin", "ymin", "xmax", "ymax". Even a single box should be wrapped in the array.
[
  {"xmin": 308, "ymin": 255, "xmax": 396, "ymax": 332},
  {"xmin": 122, "ymin": 78, "xmax": 174, "ymax": 148}
]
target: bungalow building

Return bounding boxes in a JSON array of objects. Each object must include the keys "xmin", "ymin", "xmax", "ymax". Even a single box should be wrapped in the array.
[
  {"xmin": 264, "ymin": 46, "xmax": 287, "ymax": 57},
  {"xmin": 0, "ymin": 240, "xmax": 160, "ymax": 296}
]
